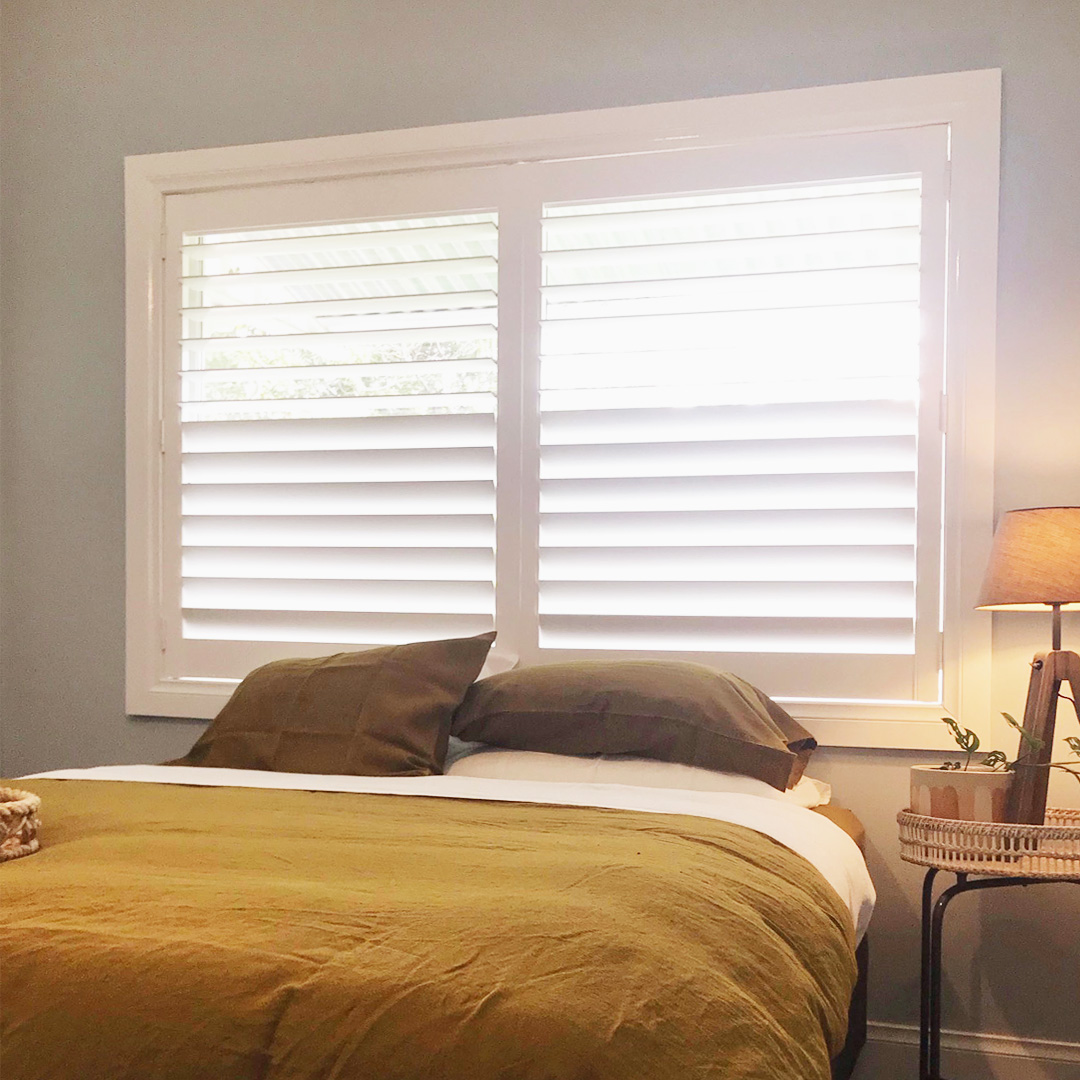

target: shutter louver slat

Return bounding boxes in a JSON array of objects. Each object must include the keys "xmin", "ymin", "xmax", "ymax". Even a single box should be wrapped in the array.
[
  {"xmin": 182, "ymin": 481, "xmax": 496, "ymax": 516},
  {"xmin": 181, "ymin": 578, "xmax": 494, "ymax": 614},
  {"xmin": 182, "ymin": 255, "xmax": 497, "ymax": 290},
  {"xmin": 539, "ymin": 508, "xmax": 916, "ymax": 547},
  {"xmin": 539, "ymin": 580, "xmax": 914, "ymax": 619},
  {"xmin": 540, "ymin": 344, "xmax": 916, "ymax": 386},
  {"xmin": 183, "ymin": 221, "xmax": 498, "ymax": 260},
  {"xmin": 183, "ymin": 357, "xmax": 495, "ymax": 391},
  {"xmin": 539, "ymin": 545, "xmax": 915, "ymax": 582},
  {"xmin": 539, "ymin": 180, "xmax": 923, "ymax": 672},
  {"xmin": 182, "ymin": 413, "xmax": 495, "ymax": 453},
  {"xmin": 540, "ymin": 473, "xmax": 916, "ymax": 512},
  {"xmin": 540, "ymin": 189, "xmax": 919, "ymax": 240},
  {"xmin": 182, "ymin": 546, "xmax": 495, "ymax": 580},
  {"xmin": 541, "ymin": 400, "xmax": 918, "ymax": 443},
  {"xmin": 540, "ymin": 437, "xmax": 917, "ymax": 478},
  {"xmin": 181, "ymin": 323, "xmax": 497, "ymax": 354},
  {"xmin": 539, "ymin": 228, "xmax": 920, "ymax": 279},
  {"xmin": 183, "ymin": 290, "xmax": 497, "ymax": 320},
  {"xmin": 179, "ymin": 211, "xmax": 498, "ymax": 648},
  {"xmin": 181, "ymin": 445, "xmax": 494, "ymax": 484},
  {"xmin": 540, "ymin": 302, "xmax": 917, "ymax": 357},
  {"xmin": 539, "ymin": 615, "xmax": 916, "ymax": 655},
  {"xmin": 183, "ymin": 610, "xmax": 492, "ymax": 645},
  {"xmin": 181, "ymin": 392, "xmax": 495, "ymax": 423},
  {"xmin": 182, "ymin": 514, "xmax": 494, "ymax": 548},
  {"xmin": 542, "ymin": 264, "xmax": 918, "ymax": 310},
  {"xmin": 540, "ymin": 379, "xmax": 916, "ymax": 412}
]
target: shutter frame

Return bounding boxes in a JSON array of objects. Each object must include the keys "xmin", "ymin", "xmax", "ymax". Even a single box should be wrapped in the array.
[{"xmin": 127, "ymin": 76, "xmax": 998, "ymax": 748}]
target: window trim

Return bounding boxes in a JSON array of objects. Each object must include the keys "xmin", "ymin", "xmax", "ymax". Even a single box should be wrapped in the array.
[{"xmin": 126, "ymin": 69, "xmax": 1001, "ymax": 748}]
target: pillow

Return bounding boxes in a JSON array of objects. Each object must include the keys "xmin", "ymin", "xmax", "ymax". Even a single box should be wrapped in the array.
[
  {"xmin": 171, "ymin": 632, "xmax": 496, "ymax": 776},
  {"xmin": 444, "ymin": 747, "xmax": 832, "ymax": 808},
  {"xmin": 451, "ymin": 660, "xmax": 816, "ymax": 791}
]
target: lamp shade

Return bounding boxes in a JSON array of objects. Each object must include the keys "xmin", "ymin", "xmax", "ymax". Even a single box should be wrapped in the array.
[{"xmin": 976, "ymin": 506, "xmax": 1080, "ymax": 611}]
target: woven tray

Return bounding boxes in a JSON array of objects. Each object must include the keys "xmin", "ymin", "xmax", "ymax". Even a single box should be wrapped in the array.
[
  {"xmin": 898, "ymin": 807, "xmax": 1080, "ymax": 878},
  {"xmin": 0, "ymin": 787, "xmax": 41, "ymax": 862}
]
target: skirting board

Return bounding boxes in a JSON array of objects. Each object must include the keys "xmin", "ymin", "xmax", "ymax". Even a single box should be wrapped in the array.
[{"xmin": 857, "ymin": 1022, "xmax": 1080, "ymax": 1080}]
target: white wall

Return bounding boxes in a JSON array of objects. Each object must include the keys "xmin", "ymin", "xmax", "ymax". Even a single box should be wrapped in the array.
[{"xmin": 2, "ymin": 0, "xmax": 1079, "ymax": 1055}]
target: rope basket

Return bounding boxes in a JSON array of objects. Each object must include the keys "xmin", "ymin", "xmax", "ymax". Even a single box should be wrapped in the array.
[
  {"xmin": 898, "ymin": 807, "xmax": 1080, "ymax": 878},
  {"xmin": 0, "ymin": 787, "xmax": 41, "ymax": 862}
]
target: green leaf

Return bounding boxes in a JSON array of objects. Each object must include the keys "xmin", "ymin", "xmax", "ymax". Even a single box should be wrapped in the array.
[
  {"xmin": 942, "ymin": 716, "xmax": 963, "ymax": 742},
  {"xmin": 1002, "ymin": 711, "xmax": 1044, "ymax": 751},
  {"xmin": 1018, "ymin": 729, "xmax": 1044, "ymax": 751},
  {"xmin": 941, "ymin": 716, "xmax": 979, "ymax": 752}
]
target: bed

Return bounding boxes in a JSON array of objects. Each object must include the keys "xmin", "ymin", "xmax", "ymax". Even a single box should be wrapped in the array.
[{"xmin": 0, "ymin": 640, "xmax": 874, "ymax": 1080}]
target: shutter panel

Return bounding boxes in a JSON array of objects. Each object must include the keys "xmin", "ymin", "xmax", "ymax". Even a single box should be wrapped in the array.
[
  {"xmin": 538, "ymin": 180, "xmax": 925, "ymax": 699},
  {"xmin": 178, "ymin": 214, "xmax": 497, "ymax": 658}
]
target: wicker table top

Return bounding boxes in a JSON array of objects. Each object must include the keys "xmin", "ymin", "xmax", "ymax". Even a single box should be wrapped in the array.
[{"xmin": 898, "ymin": 807, "xmax": 1080, "ymax": 879}]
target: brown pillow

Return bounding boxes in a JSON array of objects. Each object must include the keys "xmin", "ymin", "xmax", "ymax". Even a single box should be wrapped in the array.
[
  {"xmin": 171, "ymin": 632, "xmax": 496, "ymax": 776},
  {"xmin": 451, "ymin": 660, "xmax": 815, "ymax": 791}
]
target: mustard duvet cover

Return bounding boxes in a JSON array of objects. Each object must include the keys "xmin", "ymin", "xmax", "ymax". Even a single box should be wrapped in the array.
[{"xmin": 0, "ymin": 778, "xmax": 856, "ymax": 1080}]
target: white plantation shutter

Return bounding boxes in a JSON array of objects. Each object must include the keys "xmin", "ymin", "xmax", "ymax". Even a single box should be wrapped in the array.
[
  {"xmin": 535, "ymin": 180, "xmax": 936, "ymax": 701},
  {"xmin": 129, "ymin": 94, "xmax": 998, "ymax": 740},
  {"xmin": 174, "ymin": 213, "xmax": 498, "ymax": 675}
]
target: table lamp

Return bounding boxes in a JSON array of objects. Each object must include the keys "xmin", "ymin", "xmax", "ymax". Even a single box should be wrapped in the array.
[{"xmin": 976, "ymin": 506, "xmax": 1080, "ymax": 823}]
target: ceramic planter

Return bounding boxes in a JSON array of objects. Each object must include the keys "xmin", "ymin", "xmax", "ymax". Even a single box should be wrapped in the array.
[{"xmin": 909, "ymin": 764, "xmax": 1014, "ymax": 823}]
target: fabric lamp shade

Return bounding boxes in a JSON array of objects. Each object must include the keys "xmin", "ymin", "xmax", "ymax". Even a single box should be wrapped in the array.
[{"xmin": 976, "ymin": 506, "xmax": 1080, "ymax": 611}]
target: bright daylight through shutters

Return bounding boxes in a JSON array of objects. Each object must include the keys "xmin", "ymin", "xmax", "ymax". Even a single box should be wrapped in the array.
[
  {"xmin": 179, "ymin": 214, "xmax": 498, "ymax": 647},
  {"xmin": 538, "ymin": 180, "xmax": 923, "ymax": 660}
]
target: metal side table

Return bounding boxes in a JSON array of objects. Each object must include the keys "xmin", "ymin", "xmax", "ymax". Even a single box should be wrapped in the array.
[{"xmin": 898, "ymin": 808, "xmax": 1080, "ymax": 1080}]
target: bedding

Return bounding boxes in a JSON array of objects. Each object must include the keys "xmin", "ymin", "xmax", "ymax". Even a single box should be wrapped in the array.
[
  {"xmin": 444, "ymin": 747, "xmax": 833, "ymax": 807},
  {"xmin": 1, "ymin": 767, "xmax": 872, "ymax": 1080},
  {"xmin": 451, "ymin": 660, "xmax": 817, "ymax": 790}
]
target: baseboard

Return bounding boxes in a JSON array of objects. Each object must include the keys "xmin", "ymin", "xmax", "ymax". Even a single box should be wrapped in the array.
[{"xmin": 857, "ymin": 1022, "xmax": 1080, "ymax": 1080}]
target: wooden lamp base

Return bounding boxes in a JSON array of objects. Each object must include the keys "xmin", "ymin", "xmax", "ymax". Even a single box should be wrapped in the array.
[{"xmin": 1005, "ymin": 649, "xmax": 1080, "ymax": 824}]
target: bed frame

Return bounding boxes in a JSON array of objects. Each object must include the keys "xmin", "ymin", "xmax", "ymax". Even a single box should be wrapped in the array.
[{"xmin": 830, "ymin": 933, "xmax": 869, "ymax": 1080}]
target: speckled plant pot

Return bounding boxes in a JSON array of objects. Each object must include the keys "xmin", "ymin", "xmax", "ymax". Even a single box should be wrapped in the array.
[{"xmin": 910, "ymin": 764, "xmax": 1014, "ymax": 823}]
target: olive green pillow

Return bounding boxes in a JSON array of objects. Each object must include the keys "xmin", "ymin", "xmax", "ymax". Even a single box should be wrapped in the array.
[
  {"xmin": 172, "ymin": 632, "xmax": 496, "ymax": 776},
  {"xmin": 451, "ymin": 660, "xmax": 815, "ymax": 791}
]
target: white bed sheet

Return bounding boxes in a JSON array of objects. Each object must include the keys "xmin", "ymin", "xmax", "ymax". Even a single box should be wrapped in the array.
[{"xmin": 25, "ymin": 764, "xmax": 874, "ymax": 942}]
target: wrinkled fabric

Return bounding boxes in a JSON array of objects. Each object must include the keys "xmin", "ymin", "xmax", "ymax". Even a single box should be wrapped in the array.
[{"xmin": 1, "ymin": 779, "xmax": 856, "ymax": 1080}]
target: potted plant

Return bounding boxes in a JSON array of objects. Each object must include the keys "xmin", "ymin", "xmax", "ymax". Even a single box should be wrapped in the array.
[{"xmin": 910, "ymin": 714, "xmax": 1080, "ymax": 822}]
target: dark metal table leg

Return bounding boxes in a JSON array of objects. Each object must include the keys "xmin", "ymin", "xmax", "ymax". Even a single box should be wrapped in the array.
[
  {"xmin": 928, "ymin": 874, "xmax": 966, "ymax": 1078},
  {"xmin": 918, "ymin": 874, "xmax": 1078, "ymax": 1080},
  {"xmin": 919, "ymin": 868, "xmax": 938, "ymax": 1080}
]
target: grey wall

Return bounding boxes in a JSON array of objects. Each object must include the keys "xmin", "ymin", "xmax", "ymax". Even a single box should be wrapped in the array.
[{"xmin": 3, "ymin": 0, "xmax": 1079, "ymax": 1049}]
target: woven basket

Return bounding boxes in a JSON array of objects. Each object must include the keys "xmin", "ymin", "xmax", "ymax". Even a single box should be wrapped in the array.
[
  {"xmin": 0, "ymin": 787, "xmax": 41, "ymax": 862},
  {"xmin": 898, "ymin": 807, "xmax": 1080, "ymax": 878}
]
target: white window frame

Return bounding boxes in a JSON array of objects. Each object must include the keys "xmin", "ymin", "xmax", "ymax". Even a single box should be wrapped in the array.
[{"xmin": 126, "ymin": 69, "xmax": 1000, "ymax": 748}]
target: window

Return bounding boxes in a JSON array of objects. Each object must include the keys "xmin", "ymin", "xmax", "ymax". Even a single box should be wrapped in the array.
[{"xmin": 127, "ymin": 71, "xmax": 1001, "ymax": 747}]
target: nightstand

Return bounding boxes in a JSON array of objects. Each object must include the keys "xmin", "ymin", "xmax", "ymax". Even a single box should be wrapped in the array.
[{"xmin": 897, "ymin": 809, "xmax": 1080, "ymax": 1080}]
